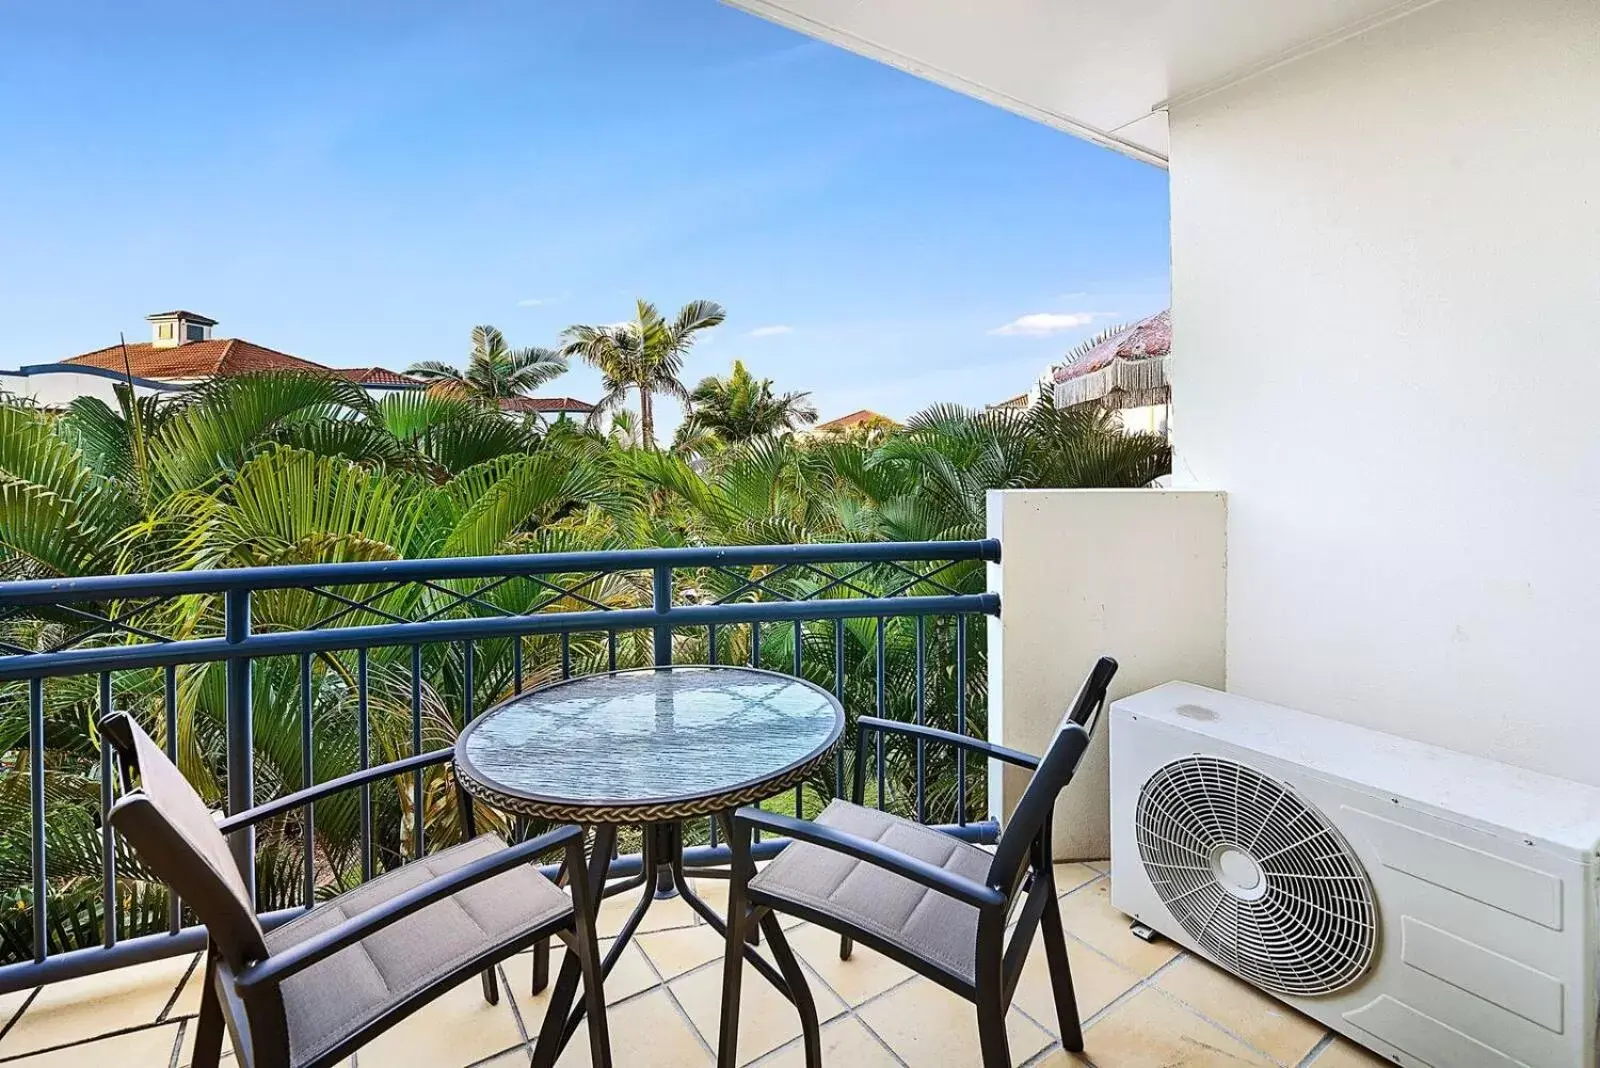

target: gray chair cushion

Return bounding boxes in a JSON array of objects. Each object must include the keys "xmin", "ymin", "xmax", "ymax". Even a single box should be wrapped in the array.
[
  {"xmin": 267, "ymin": 835, "xmax": 571, "ymax": 1067},
  {"xmin": 748, "ymin": 799, "xmax": 993, "ymax": 983}
]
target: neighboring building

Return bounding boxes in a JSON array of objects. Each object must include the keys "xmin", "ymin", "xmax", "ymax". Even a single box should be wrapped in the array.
[
  {"xmin": 496, "ymin": 396, "xmax": 596, "ymax": 420},
  {"xmin": 808, "ymin": 409, "xmax": 899, "ymax": 436},
  {"xmin": 1, "ymin": 311, "xmax": 592, "ymax": 418},
  {"xmin": 986, "ymin": 392, "xmax": 1032, "ymax": 411},
  {"xmin": 0, "ymin": 311, "xmax": 424, "ymax": 408},
  {"xmin": 1049, "ymin": 309, "xmax": 1171, "ymax": 436}
]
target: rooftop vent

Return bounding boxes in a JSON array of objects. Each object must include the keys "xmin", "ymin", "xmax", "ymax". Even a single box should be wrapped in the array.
[{"xmin": 147, "ymin": 310, "xmax": 217, "ymax": 348}]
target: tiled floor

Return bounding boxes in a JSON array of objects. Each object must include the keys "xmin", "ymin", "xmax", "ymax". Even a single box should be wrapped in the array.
[{"xmin": 0, "ymin": 865, "xmax": 1393, "ymax": 1067}]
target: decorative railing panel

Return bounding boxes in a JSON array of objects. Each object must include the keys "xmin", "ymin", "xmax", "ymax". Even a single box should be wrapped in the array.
[{"xmin": 0, "ymin": 540, "xmax": 1000, "ymax": 990}]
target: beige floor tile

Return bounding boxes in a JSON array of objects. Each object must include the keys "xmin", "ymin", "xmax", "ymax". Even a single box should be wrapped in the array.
[
  {"xmin": 1311, "ymin": 1036, "xmax": 1392, "ymax": 1067},
  {"xmin": 638, "ymin": 924, "xmax": 735, "ymax": 981},
  {"xmin": 1, "ymin": 987, "xmax": 35, "ymax": 1032},
  {"xmin": 1065, "ymin": 986, "xmax": 1271, "ymax": 1067},
  {"xmin": 597, "ymin": 882, "xmax": 700, "ymax": 938},
  {"xmin": 1157, "ymin": 955, "xmax": 1326, "ymax": 1065},
  {"xmin": 752, "ymin": 1015, "xmax": 899, "ymax": 1068},
  {"xmin": 166, "ymin": 955, "xmax": 208, "ymax": 1019},
  {"xmin": 670, "ymin": 958, "xmax": 844, "ymax": 1067},
  {"xmin": 856, "ymin": 976, "xmax": 1051, "ymax": 1068},
  {"xmin": 1083, "ymin": 859, "xmax": 1109, "ymax": 873},
  {"xmin": 783, "ymin": 923, "xmax": 914, "ymax": 1007},
  {"xmin": 553, "ymin": 988, "xmax": 711, "ymax": 1067},
  {"xmin": 353, "ymin": 968, "xmax": 526, "ymax": 1067},
  {"xmin": 2, "ymin": 954, "xmax": 195, "ymax": 1058},
  {"xmin": 175, "ymin": 1013, "xmax": 237, "ymax": 1067},
  {"xmin": 1056, "ymin": 878, "xmax": 1179, "ymax": 977},
  {"xmin": 1054, "ymin": 862, "xmax": 1100, "ymax": 895},
  {"xmin": 4, "ymin": 1023, "xmax": 180, "ymax": 1067},
  {"xmin": 1008, "ymin": 932, "xmax": 1140, "ymax": 1034},
  {"xmin": 503, "ymin": 939, "xmax": 660, "ymax": 1010}
]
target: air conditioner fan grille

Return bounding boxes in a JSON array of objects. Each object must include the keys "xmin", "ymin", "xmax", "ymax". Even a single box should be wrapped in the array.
[{"xmin": 1134, "ymin": 756, "xmax": 1377, "ymax": 997}]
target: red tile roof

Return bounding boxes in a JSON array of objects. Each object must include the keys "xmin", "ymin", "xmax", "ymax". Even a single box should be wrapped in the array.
[
  {"xmin": 336, "ymin": 366, "xmax": 425, "ymax": 388},
  {"xmin": 498, "ymin": 396, "xmax": 596, "ymax": 414},
  {"xmin": 64, "ymin": 339, "xmax": 329, "ymax": 380},
  {"xmin": 814, "ymin": 409, "xmax": 898, "ymax": 431}
]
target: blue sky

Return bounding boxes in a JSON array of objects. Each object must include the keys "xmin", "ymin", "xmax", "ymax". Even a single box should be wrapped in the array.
[{"xmin": 0, "ymin": 1, "xmax": 1169, "ymax": 432}]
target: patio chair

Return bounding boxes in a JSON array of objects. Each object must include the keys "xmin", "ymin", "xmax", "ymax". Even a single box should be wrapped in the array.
[
  {"xmin": 716, "ymin": 656, "xmax": 1117, "ymax": 1068},
  {"xmin": 100, "ymin": 712, "xmax": 611, "ymax": 1068}
]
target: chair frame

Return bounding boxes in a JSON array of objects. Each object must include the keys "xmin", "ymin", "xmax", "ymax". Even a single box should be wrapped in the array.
[
  {"xmin": 101, "ymin": 713, "xmax": 612, "ymax": 1068},
  {"xmin": 717, "ymin": 656, "xmax": 1116, "ymax": 1068}
]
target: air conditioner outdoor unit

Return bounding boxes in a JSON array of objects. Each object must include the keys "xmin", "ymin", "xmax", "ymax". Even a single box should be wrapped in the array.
[{"xmin": 1109, "ymin": 683, "xmax": 1600, "ymax": 1068}]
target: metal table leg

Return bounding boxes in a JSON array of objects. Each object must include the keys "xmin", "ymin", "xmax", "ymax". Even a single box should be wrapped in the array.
[{"xmin": 533, "ymin": 818, "xmax": 805, "ymax": 1065}]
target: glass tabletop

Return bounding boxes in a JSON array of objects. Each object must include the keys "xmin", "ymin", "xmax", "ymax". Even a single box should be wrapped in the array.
[{"xmin": 454, "ymin": 666, "xmax": 844, "ymax": 820}]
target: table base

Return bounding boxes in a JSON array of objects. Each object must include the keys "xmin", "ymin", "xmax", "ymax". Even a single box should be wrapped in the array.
[{"xmin": 529, "ymin": 817, "xmax": 805, "ymax": 1067}]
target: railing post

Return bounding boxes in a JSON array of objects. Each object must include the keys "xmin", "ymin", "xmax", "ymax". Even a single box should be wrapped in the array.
[
  {"xmin": 652, "ymin": 564, "xmax": 673, "ymax": 667},
  {"xmin": 224, "ymin": 588, "xmax": 255, "ymax": 903}
]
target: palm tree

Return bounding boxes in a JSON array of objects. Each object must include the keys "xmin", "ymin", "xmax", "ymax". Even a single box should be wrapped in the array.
[
  {"xmin": 407, "ymin": 325, "xmax": 567, "ymax": 402},
  {"xmin": 674, "ymin": 360, "xmax": 817, "ymax": 454},
  {"xmin": 561, "ymin": 299, "xmax": 725, "ymax": 449}
]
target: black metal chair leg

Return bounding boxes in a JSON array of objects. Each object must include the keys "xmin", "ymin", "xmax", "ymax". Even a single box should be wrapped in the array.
[
  {"xmin": 568, "ymin": 837, "xmax": 612, "ymax": 1068},
  {"xmin": 715, "ymin": 888, "xmax": 748, "ymax": 1068},
  {"xmin": 530, "ymin": 940, "xmax": 550, "ymax": 996},
  {"xmin": 839, "ymin": 933, "xmax": 853, "ymax": 960},
  {"xmin": 975, "ymin": 988, "xmax": 1012, "ymax": 1068},
  {"xmin": 531, "ymin": 846, "xmax": 572, "ymax": 996},
  {"xmin": 532, "ymin": 940, "xmax": 586, "ymax": 1068},
  {"xmin": 192, "ymin": 951, "xmax": 225, "ymax": 1068},
  {"xmin": 760, "ymin": 911, "xmax": 821, "ymax": 1068},
  {"xmin": 713, "ymin": 812, "xmax": 760, "ymax": 946},
  {"xmin": 481, "ymin": 965, "xmax": 500, "ymax": 1005},
  {"xmin": 533, "ymin": 825, "xmax": 617, "ymax": 1068},
  {"xmin": 1039, "ymin": 886, "xmax": 1084, "ymax": 1052}
]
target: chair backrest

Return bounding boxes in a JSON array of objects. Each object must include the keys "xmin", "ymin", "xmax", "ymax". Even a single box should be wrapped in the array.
[
  {"xmin": 985, "ymin": 656, "xmax": 1117, "ymax": 893},
  {"xmin": 102, "ymin": 713, "xmax": 268, "ymax": 970}
]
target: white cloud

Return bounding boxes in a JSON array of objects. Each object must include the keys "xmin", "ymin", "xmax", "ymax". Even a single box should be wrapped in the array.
[
  {"xmin": 748, "ymin": 325, "xmax": 794, "ymax": 338},
  {"xmin": 515, "ymin": 292, "xmax": 568, "ymax": 308},
  {"xmin": 988, "ymin": 312, "xmax": 1096, "ymax": 337}
]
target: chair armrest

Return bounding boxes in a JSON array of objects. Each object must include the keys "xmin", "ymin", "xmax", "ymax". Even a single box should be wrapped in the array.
[
  {"xmin": 856, "ymin": 717, "xmax": 1040, "ymax": 772},
  {"xmin": 233, "ymin": 824, "xmax": 583, "ymax": 995},
  {"xmin": 218, "ymin": 749, "xmax": 454, "ymax": 832},
  {"xmin": 735, "ymin": 807, "xmax": 1007, "ymax": 910}
]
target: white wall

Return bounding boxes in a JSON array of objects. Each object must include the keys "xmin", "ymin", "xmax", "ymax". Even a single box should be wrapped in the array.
[
  {"xmin": 987, "ymin": 489, "xmax": 1226, "ymax": 858},
  {"xmin": 0, "ymin": 371, "xmax": 171, "ymax": 408},
  {"xmin": 1168, "ymin": 0, "xmax": 1600, "ymax": 783}
]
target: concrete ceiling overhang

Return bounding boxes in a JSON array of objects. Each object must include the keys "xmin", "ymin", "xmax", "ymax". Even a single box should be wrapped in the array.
[{"xmin": 723, "ymin": 0, "xmax": 1443, "ymax": 166}]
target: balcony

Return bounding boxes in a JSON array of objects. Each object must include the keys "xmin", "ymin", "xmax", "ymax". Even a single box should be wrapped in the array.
[
  {"xmin": 0, "ymin": 515, "xmax": 1386, "ymax": 1067},
  {"xmin": 0, "ymin": 859, "xmax": 1396, "ymax": 1068}
]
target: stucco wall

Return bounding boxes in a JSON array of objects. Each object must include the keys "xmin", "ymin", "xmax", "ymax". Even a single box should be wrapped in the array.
[
  {"xmin": 1168, "ymin": 0, "xmax": 1600, "ymax": 782},
  {"xmin": 986, "ymin": 489, "xmax": 1226, "ymax": 858}
]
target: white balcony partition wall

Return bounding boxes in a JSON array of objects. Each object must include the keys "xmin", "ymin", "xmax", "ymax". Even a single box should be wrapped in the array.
[
  {"xmin": 1167, "ymin": 0, "xmax": 1600, "ymax": 784},
  {"xmin": 986, "ymin": 489, "xmax": 1226, "ymax": 858}
]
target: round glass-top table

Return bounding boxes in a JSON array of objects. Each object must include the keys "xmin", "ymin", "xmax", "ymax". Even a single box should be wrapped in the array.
[
  {"xmin": 455, "ymin": 664, "xmax": 843, "ymax": 824},
  {"xmin": 454, "ymin": 666, "xmax": 844, "ymax": 1062}
]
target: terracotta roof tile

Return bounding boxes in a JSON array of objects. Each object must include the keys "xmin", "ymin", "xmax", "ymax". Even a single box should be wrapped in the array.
[
  {"xmin": 497, "ymin": 396, "xmax": 596, "ymax": 413},
  {"xmin": 64, "ymin": 339, "xmax": 330, "ymax": 380},
  {"xmin": 814, "ymin": 409, "xmax": 898, "ymax": 431},
  {"xmin": 336, "ymin": 366, "xmax": 425, "ymax": 388}
]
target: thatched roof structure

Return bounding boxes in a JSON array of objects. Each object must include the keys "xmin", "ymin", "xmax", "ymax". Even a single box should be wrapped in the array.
[{"xmin": 1051, "ymin": 309, "xmax": 1170, "ymax": 409}]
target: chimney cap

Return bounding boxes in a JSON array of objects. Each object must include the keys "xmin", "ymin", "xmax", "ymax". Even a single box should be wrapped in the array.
[{"xmin": 145, "ymin": 310, "xmax": 218, "ymax": 326}]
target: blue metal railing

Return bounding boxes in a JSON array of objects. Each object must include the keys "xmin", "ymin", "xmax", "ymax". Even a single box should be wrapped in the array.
[{"xmin": 0, "ymin": 539, "xmax": 1000, "ymax": 992}]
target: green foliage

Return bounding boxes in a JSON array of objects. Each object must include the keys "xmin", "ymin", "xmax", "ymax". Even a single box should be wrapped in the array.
[
  {"xmin": 407, "ymin": 325, "xmax": 568, "ymax": 401},
  {"xmin": 563, "ymin": 298, "xmax": 725, "ymax": 449},
  {"xmin": 674, "ymin": 359, "xmax": 817, "ymax": 454},
  {"xmin": 0, "ymin": 363, "xmax": 1168, "ymax": 965}
]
